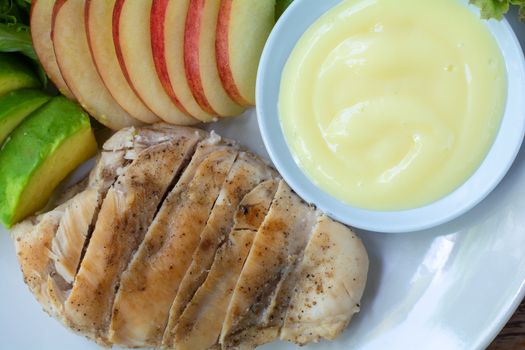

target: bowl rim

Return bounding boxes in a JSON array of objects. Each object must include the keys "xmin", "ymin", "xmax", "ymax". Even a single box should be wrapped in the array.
[{"xmin": 256, "ymin": 0, "xmax": 525, "ymax": 233}]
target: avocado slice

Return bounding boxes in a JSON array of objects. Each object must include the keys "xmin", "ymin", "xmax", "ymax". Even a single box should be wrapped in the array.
[
  {"xmin": 0, "ymin": 96, "xmax": 98, "ymax": 227},
  {"xmin": 0, "ymin": 89, "xmax": 51, "ymax": 145},
  {"xmin": 0, "ymin": 53, "xmax": 41, "ymax": 97}
]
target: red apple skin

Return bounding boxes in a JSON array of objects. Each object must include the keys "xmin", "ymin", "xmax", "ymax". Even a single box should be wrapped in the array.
[
  {"xmin": 113, "ymin": 0, "xmax": 190, "ymax": 117},
  {"xmin": 85, "ymin": 0, "xmax": 159, "ymax": 123},
  {"xmin": 51, "ymin": 0, "xmax": 67, "ymax": 34},
  {"xmin": 112, "ymin": 0, "xmax": 155, "ymax": 111},
  {"xmin": 149, "ymin": 0, "xmax": 189, "ymax": 115},
  {"xmin": 184, "ymin": 0, "xmax": 217, "ymax": 115},
  {"xmin": 151, "ymin": 0, "xmax": 214, "ymax": 122},
  {"xmin": 30, "ymin": 0, "xmax": 75, "ymax": 99},
  {"xmin": 84, "ymin": 0, "xmax": 98, "ymax": 77},
  {"xmin": 150, "ymin": 0, "xmax": 186, "ymax": 114},
  {"xmin": 112, "ymin": 0, "xmax": 132, "ymax": 92},
  {"xmin": 215, "ymin": 0, "xmax": 251, "ymax": 107},
  {"xmin": 52, "ymin": 0, "xmax": 141, "ymax": 129}
]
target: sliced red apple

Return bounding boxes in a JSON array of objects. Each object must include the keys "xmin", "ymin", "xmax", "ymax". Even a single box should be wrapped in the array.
[
  {"xmin": 184, "ymin": 0, "xmax": 245, "ymax": 117},
  {"xmin": 216, "ymin": 0, "xmax": 275, "ymax": 106},
  {"xmin": 151, "ymin": 0, "xmax": 214, "ymax": 122},
  {"xmin": 52, "ymin": 0, "xmax": 141, "ymax": 130},
  {"xmin": 30, "ymin": 0, "xmax": 75, "ymax": 100},
  {"xmin": 114, "ymin": 0, "xmax": 197, "ymax": 125},
  {"xmin": 85, "ymin": 0, "xmax": 160, "ymax": 124}
]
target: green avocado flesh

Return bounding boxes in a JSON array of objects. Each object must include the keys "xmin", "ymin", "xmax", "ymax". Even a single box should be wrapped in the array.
[
  {"xmin": 0, "ymin": 89, "xmax": 51, "ymax": 145},
  {"xmin": 0, "ymin": 54, "xmax": 41, "ymax": 96},
  {"xmin": 0, "ymin": 96, "xmax": 98, "ymax": 227}
]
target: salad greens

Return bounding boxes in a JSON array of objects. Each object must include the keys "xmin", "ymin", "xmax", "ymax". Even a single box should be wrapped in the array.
[
  {"xmin": 470, "ymin": 0, "xmax": 525, "ymax": 20},
  {"xmin": 0, "ymin": 0, "xmax": 46, "ymax": 85},
  {"xmin": 276, "ymin": 0, "xmax": 293, "ymax": 20}
]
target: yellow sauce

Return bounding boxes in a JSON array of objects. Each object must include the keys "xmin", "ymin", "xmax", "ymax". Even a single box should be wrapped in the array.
[{"xmin": 279, "ymin": 0, "xmax": 507, "ymax": 210}]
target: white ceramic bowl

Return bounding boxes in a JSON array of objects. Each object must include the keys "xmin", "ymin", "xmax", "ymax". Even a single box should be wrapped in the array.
[{"xmin": 256, "ymin": 0, "xmax": 525, "ymax": 233}]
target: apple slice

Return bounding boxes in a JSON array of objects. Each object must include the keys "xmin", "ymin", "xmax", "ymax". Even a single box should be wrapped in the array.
[
  {"xmin": 151, "ymin": 0, "xmax": 214, "ymax": 122},
  {"xmin": 52, "ymin": 0, "xmax": 141, "ymax": 130},
  {"xmin": 185, "ymin": 0, "xmax": 245, "ymax": 117},
  {"xmin": 30, "ymin": 0, "xmax": 75, "ymax": 100},
  {"xmin": 216, "ymin": 0, "xmax": 275, "ymax": 106},
  {"xmin": 114, "ymin": 0, "xmax": 198, "ymax": 125},
  {"xmin": 85, "ymin": 0, "xmax": 160, "ymax": 124}
]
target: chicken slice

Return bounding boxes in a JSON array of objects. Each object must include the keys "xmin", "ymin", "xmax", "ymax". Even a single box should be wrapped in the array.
[
  {"xmin": 50, "ymin": 148, "xmax": 129, "ymax": 287},
  {"xmin": 170, "ymin": 179, "xmax": 279, "ymax": 350},
  {"xmin": 220, "ymin": 181, "xmax": 319, "ymax": 349},
  {"xmin": 166, "ymin": 153, "xmax": 276, "ymax": 331},
  {"xmin": 64, "ymin": 136, "xmax": 201, "ymax": 344},
  {"xmin": 108, "ymin": 141, "xmax": 237, "ymax": 347},
  {"xmin": 280, "ymin": 215, "xmax": 369, "ymax": 345},
  {"xmin": 12, "ymin": 204, "xmax": 68, "ymax": 316},
  {"xmin": 47, "ymin": 126, "xmax": 199, "ymax": 316},
  {"xmin": 49, "ymin": 189, "xmax": 98, "ymax": 285},
  {"xmin": 102, "ymin": 124, "xmax": 206, "ymax": 152},
  {"xmin": 12, "ymin": 135, "xmax": 134, "ymax": 319},
  {"xmin": 49, "ymin": 125, "xmax": 197, "ymax": 287},
  {"xmin": 11, "ymin": 174, "xmax": 90, "ymax": 316}
]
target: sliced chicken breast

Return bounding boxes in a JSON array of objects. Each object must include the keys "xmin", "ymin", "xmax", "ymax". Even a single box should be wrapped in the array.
[
  {"xmin": 166, "ymin": 153, "xmax": 276, "ymax": 330},
  {"xmin": 220, "ymin": 181, "xmax": 319, "ymax": 349},
  {"xmin": 14, "ymin": 150, "xmax": 127, "ymax": 319},
  {"xmin": 49, "ymin": 188, "xmax": 98, "ymax": 285},
  {"xmin": 170, "ymin": 179, "xmax": 279, "ymax": 350},
  {"xmin": 281, "ymin": 215, "xmax": 369, "ymax": 345},
  {"xmin": 50, "ymin": 126, "xmax": 202, "ymax": 287},
  {"xmin": 64, "ymin": 136, "xmax": 201, "ymax": 343},
  {"xmin": 12, "ymin": 204, "xmax": 68, "ymax": 317},
  {"xmin": 14, "ymin": 125, "xmax": 207, "ymax": 331},
  {"xmin": 12, "ymin": 125, "xmax": 369, "ymax": 350},
  {"xmin": 109, "ymin": 140, "xmax": 237, "ymax": 347},
  {"xmin": 49, "ymin": 148, "xmax": 129, "ymax": 288},
  {"xmin": 101, "ymin": 124, "xmax": 206, "ymax": 153},
  {"xmin": 12, "ymin": 176, "xmax": 89, "ymax": 317}
]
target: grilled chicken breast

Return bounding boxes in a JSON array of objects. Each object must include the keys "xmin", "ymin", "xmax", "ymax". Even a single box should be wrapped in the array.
[
  {"xmin": 50, "ymin": 188, "xmax": 98, "ymax": 285},
  {"xmin": 109, "ymin": 140, "xmax": 237, "ymax": 347},
  {"xmin": 170, "ymin": 179, "xmax": 280, "ymax": 350},
  {"xmin": 65, "ymin": 135, "xmax": 201, "ymax": 343},
  {"xmin": 165, "ymin": 152, "xmax": 276, "ymax": 338},
  {"xmin": 12, "ymin": 177, "xmax": 89, "ymax": 317},
  {"xmin": 13, "ymin": 127, "xmax": 137, "ymax": 319},
  {"xmin": 220, "ymin": 181, "xmax": 319, "ymax": 349},
  {"xmin": 12, "ymin": 203, "xmax": 69, "ymax": 316},
  {"xmin": 12, "ymin": 125, "xmax": 368, "ymax": 350},
  {"xmin": 281, "ymin": 215, "xmax": 369, "ymax": 344},
  {"xmin": 50, "ymin": 125, "xmax": 202, "ymax": 288}
]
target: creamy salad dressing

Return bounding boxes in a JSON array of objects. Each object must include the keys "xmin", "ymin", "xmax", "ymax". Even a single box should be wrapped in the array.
[{"xmin": 279, "ymin": 0, "xmax": 507, "ymax": 210}]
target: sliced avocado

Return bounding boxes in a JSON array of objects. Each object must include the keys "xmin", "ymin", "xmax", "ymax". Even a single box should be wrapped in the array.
[
  {"xmin": 0, "ymin": 96, "xmax": 97, "ymax": 227},
  {"xmin": 0, "ymin": 89, "xmax": 51, "ymax": 145},
  {"xmin": 0, "ymin": 53, "xmax": 41, "ymax": 97}
]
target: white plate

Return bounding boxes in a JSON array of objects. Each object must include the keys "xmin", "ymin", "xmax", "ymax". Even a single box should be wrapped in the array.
[{"xmin": 2, "ymin": 11, "xmax": 525, "ymax": 350}]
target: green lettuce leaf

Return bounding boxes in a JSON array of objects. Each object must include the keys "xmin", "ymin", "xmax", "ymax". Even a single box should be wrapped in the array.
[
  {"xmin": 470, "ymin": 0, "xmax": 525, "ymax": 20},
  {"xmin": 0, "ymin": 0, "xmax": 47, "ymax": 86},
  {"xmin": 276, "ymin": 0, "xmax": 294, "ymax": 20}
]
